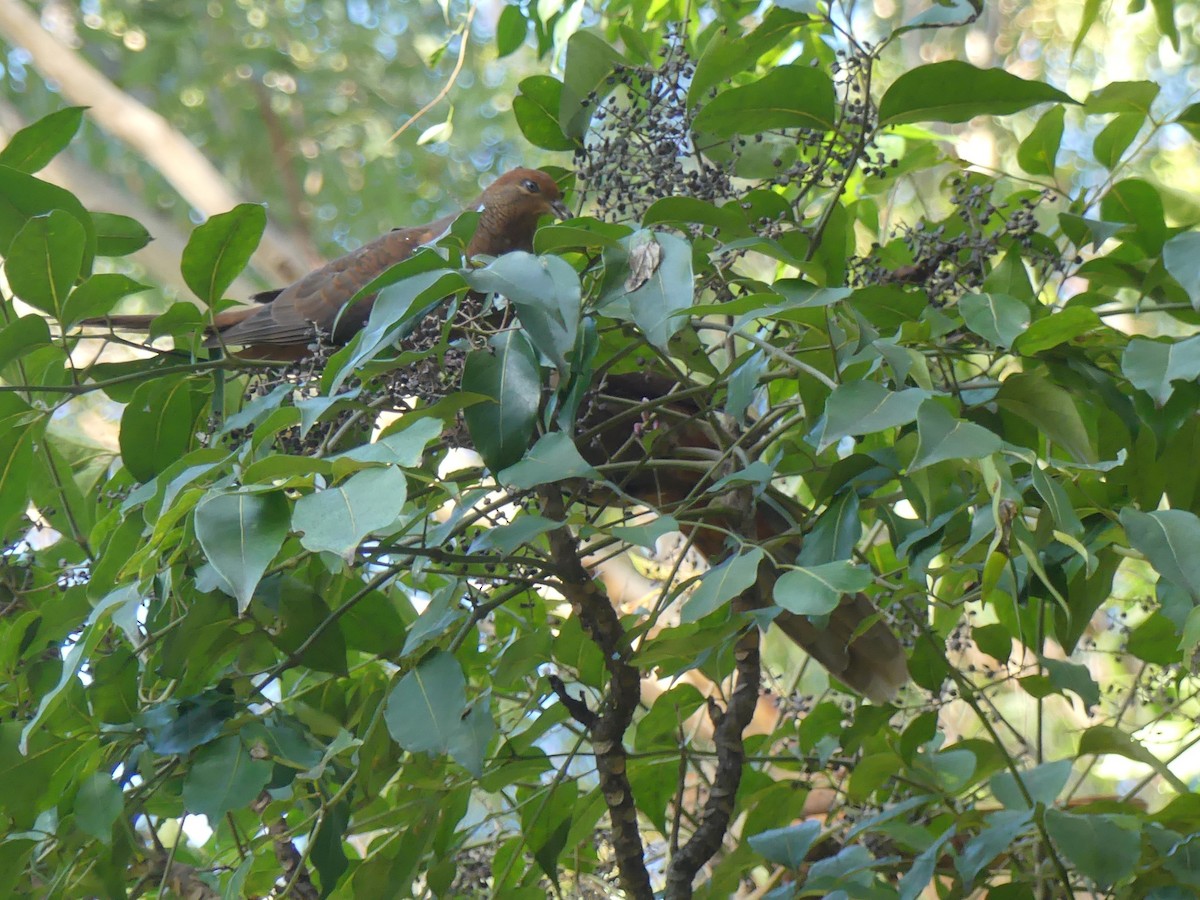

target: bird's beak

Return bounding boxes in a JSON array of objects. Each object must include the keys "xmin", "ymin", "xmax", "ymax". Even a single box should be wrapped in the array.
[{"xmin": 550, "ymin": 199, "xmax": 571, "ymax": 220}]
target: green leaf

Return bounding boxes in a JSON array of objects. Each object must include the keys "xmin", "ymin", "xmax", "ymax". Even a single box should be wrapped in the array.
[
  {"xmin": 609, "ymin": 515, "xmax": 680, "ymax": 550},
  {"xmin": 1176, "ymin": 101, "xmax": 1200, "ymax": 141},
  {"xmin": 959, "ymin": 293, "xmax": 1029, "ymax": 348},
  {"xmin": 182, "ymin": 734, "xmax": 272, "ymax": 820},
  {"xmin": 0, "ymin": 107, "xmax": 85, "ymax": 173},
  {"xmin": 687, "ymin": 8, "xmax": 806, "ymax": 107},
  {"xmin": 1058, "ymin": 213, "xmax": 1128, "ymax": 250},
  {"xmin": 469, "ymin": 514, "xmax": 562, "ymax": 555},
  {"xmin": 20, "ymin": 584, "xmax": 139, "ymax": 753},
  {"xmin": 1093, "ymin": 113, "xmax": 1143, "ymax": 170},
  {"xmin": 5, "ymin": 211, "xmax": 86, "ymax": 316},
  {"xmin": 1120, "ymin": 508, "xmax": 1200, "ymax": 602},
  {"xmin": 819, "ymin": 382, "xmax": 930, "ymax": 451},
  {"xmin": 462, "ymin": 330, "xmax": 540, "ymax": 472},
  {"xmin": 1071, "ymin": 0, "xmax": 1102, "ymax": 56},
  {"xmin": 642, "ymin": 196, "xmax": 750, "ymax": 238},
  {"xmin": 310, "ymin": 802, "xmax": 351, "ymax": 895},
  {"xmin": 1122, "ymin": 335, "xmax": 1200, "ymax": 405},
  {"xmin": 0, "ymin": 165, "xmax": 96, "ymax": 274},
  {"xmin": 910, "ymin": 400, "xmax": 1002, "ymax": 471},
  {"xmin": 495, "ymin": 4, "xmax": 527, "ymax": 57},
  {"xmin": 136, "ymin": 689, "xmax": 236, "ymax": 755},
  {"xmin": 995, "ymin": 373, "xmax": 1095, "ymax": 463},
  {"xmin": 1039, "ymin": 657, "xmax": 1100, "ymax": 708},
  {"xmin": 774, "ymin": 562, "xmax": 873, "ymax": 616},
  {"xmin": 1126, "ymin": 612, "xmax": 1182, "ymax": 664},
  {"xmin": 878, "ymin": 61, "xmax": 1075, "ymax": 126},
  {"xmin": 681, "ymin": 548, "xmax": 764, "ymax": 623},
  {"xmin": 513, "ymin": 76, "xmax": 575, "ymax": 151},
  {"xmin": 973, "ymin": 622, "xmax": 1012, "ymax": 662},
  {"xmin": 468, "ymin": 252, "xmax": 580, "ymax": 369},
  {"xmin": 0, "ymin": 412, "xmax": 37, "ymax": 536},
  {"xmin": 261, "ymin": 581, "xmax": 349, "ymax": 675},
  {"xmin": 119, "ymin": 376, "xmax": 199, "ymax": 481},
  {"xmin": 447, "ymin": 699, "xmax": 496, "ymax": 778},
  {"xmin": 91, "ymin": 212, "xmax": 153, "ymax": 257},
  {"xmin": 60, "ymin": 273, "xmax": 150, "ymax": 327},
  {"xmin": 614, "ymin": 231, "xmax": 694, "ymax": 351},
  {"xmin": 692, "ymin": 65, "xmax": 836, "ymax": 135},
  {"xmin": 1086, "ymin": 80, "xmax": 1159, "ymax": 115},
  {"xmin": 1078, "ymin": 724, "xmax": 1191, "ymax": 794},
  {"xmin": 805, "ymin": 845, "xmax": 879, "ymax": 890},
  {"xmin": 898, "ymin": 826, "xmax": 957, "ymax": 900},
  {"xmin": 497, "ymin": 432, "xmax": 599, "ymax": 489},
  {"xmin": 747, "ymin": 820, "xmax": 821, "ymax": 867},
  {"xmin": 328, "ymin": 268, "xmax": 463, "ymax": 393},
  {"xmin": 385, "ymin": 650, "xmax": 467, "ymax": 755},
  {"xmin": 292, "ymin": 465, "xmax": 407, "ymax": 561},
  {"xmin": 798, "ymin": 491, "xmax": 860, "ymax": 565},
  {"xmin": 331, "ymin": 416, "xmax": 443, "ymax": 467},
  {"xmin": 0, "ymin": 314, "xmax": 51, "ymax": 372},
  {"xmin": 180, "ymin": 203, "xmax": 266, "ymax": 305},
  {"xmin": 74, "ymin": 770, "xmax": 124, "ymax": 843},
  {"xmin": 957, "ymin": 809, "xmax": 1034, "ymax": 885},
  {"xmin": 1013, "ymin": 307, "xmax": 1101, "ymax": 355},
  {"xmin": 1101, "ymin": 178, "xmax": 1165, "ymax": 254},
  {"xmin": 1164, "ymin": 232, "xmax": 1200, "ymax": 311},
  {"xmin": 990, "ymin": 759, "xmax": 1072, "ymax": 810},
  {"xmin": 1044, "ymin": 808, "xmax": 1140, "ymax": 888},
  {"xmin": 1031, "ymin": 465, "xmax": 1083, "ymax": 535},
  {"xmin": 558, "ymin": 32, "xmax": 624, "ymax": 140},
  {"xmin": 195, "ymin": 491, "xmax": 290, "ymax": 613},
  {"xmin": 1017, "ymin": 106, "xmax": 1064, "ymax": 176},
  {"xmin": 1151, "ymin": 0, "xmax": 1181, "ymax": 53}
]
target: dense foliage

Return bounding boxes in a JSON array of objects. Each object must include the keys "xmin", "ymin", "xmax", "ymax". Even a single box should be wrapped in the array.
[{"xmin": 3, "ymin": 0, "xmax": 1200, "ymax": 897}]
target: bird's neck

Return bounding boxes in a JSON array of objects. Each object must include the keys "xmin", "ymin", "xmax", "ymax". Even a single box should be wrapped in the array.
[{"xmin": 467, "ymin": 202, "xmax": 539, "ymax": 257}]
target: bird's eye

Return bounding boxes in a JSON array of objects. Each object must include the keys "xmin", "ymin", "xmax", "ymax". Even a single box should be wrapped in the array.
[{"xmin": 521, "ymin": 178, "xmax": 540, "ymax": 193}]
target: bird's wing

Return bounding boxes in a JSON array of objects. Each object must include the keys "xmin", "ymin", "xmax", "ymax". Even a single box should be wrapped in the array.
[{"xmin": 211, "ymin": 222, "xmax": 446, "ymax": 347}]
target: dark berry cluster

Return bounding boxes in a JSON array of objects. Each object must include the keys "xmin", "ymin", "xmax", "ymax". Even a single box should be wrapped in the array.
[
  {"xmin": 573, "ymin": 26, "xmax": 737, "ymax": 222},
  {"xmin": 852, "ymin": 179, "xmax": 1054, "ymax": 302},
  {"xmin": 573, "ymin": 29, "xmax": 895, "ymax": 234}
]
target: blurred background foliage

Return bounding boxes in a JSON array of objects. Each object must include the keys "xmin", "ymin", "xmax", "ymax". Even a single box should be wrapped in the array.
[{"xmin": 4, "ymin": 0, "xmax": 1200, "ymax": 896}]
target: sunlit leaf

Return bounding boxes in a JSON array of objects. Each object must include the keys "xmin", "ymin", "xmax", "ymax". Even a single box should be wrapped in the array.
[
  {"xmin": 497, "ymin": 432, "xmax": 598, "ymax": 489},
  {"xmin": 180, "ymin": 203, "xmax": 266, "ymax": 305},
  {"xmin": 468, "ymin": 251, "xmax": 580, "ymax": 369},
  {"xmin": 5, "ymin": 210, "xmax": 86, "ymax": 316},
  {"xmin": 774, "ymin": 562, "xmax": 873, "ymax": 616},
  {"xmin": 692, "ymin": 65, "xmax": 836, "ymax": 135},
  {"xmin": 0, "ymin": 107, "xmax": 85, "ymax": 173},
  {"xmin": 293, "ymin": 465, "xmax": 407, "ymax": 560},
  {"xmin": 879, "ymin": 61, "xmax": 1075, "ymax": 126},
  {"xmin": 681, "ymin": 549, "xmax": 764, "ymax": 622},
  {"xmin": 195, "ymin": 491, "xmax": 290, "ymax": 613}
]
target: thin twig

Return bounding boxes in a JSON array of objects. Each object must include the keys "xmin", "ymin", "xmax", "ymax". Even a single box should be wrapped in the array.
[{"xmin": 386, "ymin": 3, "xmax": 477, "ymax": 144}]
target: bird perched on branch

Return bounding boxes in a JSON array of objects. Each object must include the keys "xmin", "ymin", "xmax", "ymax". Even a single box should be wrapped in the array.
[
  {"xmin": 583, "ymin": 371, "xmax": 909, "ymax": 703},
  {"xmin": 84, "ymin": 168, "xmax": 569, "ymax": 360}
]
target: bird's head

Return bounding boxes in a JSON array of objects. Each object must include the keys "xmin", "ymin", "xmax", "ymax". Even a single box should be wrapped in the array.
[
  {"xmin": 483, "ymin": 167, "xmax": 570, "ymax": 220},
  {"xmin": 468, "ymin": 167, "xmax": 570, "ymax": 256}
]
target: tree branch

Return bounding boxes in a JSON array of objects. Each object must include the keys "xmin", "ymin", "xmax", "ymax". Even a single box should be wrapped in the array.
[{"xmin": 539, "ymin": 484, "xmax": 653, "ymax": 900}]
